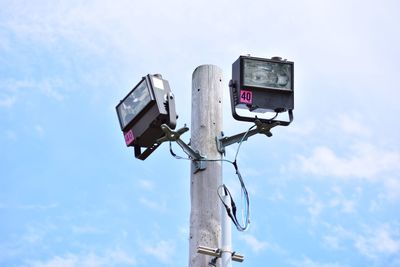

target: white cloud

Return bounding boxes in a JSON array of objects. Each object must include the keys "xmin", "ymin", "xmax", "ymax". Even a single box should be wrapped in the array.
[
  {"xmin": 329, "ymin": 187, "xmax": 356, "ymax": 214},
  {"xmin": 143, "ymin": 240, "xmax": 176, "ymax": 265},
  {"xmin": 287, "ymin": 120, "xmax": 316, "ymax": 136},
  {"xmin": 289, "ymin": 256, "xmax": 347, "ymax": 267},
  {"xmin": 321, "ymin": 218, "xmax": 361, "ymax": 252},
  {"xmin": 71, "ymin": 225, "xmax": 103, "ymax": 235},
  {"xmin": 329, "ymin": 198, "xmax": 355, "ymax": 214},
  {"xmin": 354, "ymin": 225, "xmax": 400, "ymax": 259},
  {"xmin": 1, "ymin": 0, "xmax": 235, "ymax": 61},
  {"xmin": 239, "ymin": 234, "xmax": 286, "ymax": 255},
  {"xmin": 298, "ymin": 187, "xmax": 324, "ymax": 223},
  {"xmin": 268, "ymin": 190, "xmax": 285, "ymax": 202},
  {"xmin": 39, "ymin": 80, "xmax": 64, "ymax": 101},
  {"xmin": 22, "ymin": 223, "xmax": 57, "ymax": 245},
  {"xmin": 19, "ymin": 203, "xmax": 58, "ymax": 210},
  {"xmin": 138, "ymin": 197, "xmax": 167, "ymax": 213},
  {"xmin": 0, "ymin": 95, "xmax": 16, "ymax": 108},
  {"xmin": 29, "ymin": 255, "xmax": 76, "ymax": 267},
  {"xmin": 0, "ymin": 203, "xmax": 58, "ymax": 211},
  {"xmin": 137, "ymin": 179, "xmax": 154, "ymax": 190},
  {"xmin": 297, "ymin": 143, "xmax": 400, "ymax": 180},
  {"xmin": 0, "ymin": 79, "xmax": 65, "ymax": 103},
  {"xmin": 239, "ymin": 234, "xmax": 268, "ymax": 253},
  {"xmin": 337, "ymin": 114, "xmax": 371, "ymax": 138},
  {"xmin": 323, "ymin": 223, "xmax": 400, "ymax": 262},
  {"xmin": 368, "ymin": 178, "xmax": 400, "ymax": 211},
  {"xmin": 383, "ymin": 178, "xmax": 400, "ymax": 201},
  {"xmin": 322, "ymin": 235, "xmax": 342, "ymax": 250},
  {"xmin": 27, "ymin": 249, "xmax": 137, "ymax": 267}
]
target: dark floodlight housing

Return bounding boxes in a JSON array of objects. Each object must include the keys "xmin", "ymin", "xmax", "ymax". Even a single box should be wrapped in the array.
[
  {"xmin": 116, "ymin": 74, "xmax": 177, "ymax": 160},
  {"xmin": 230, "ymin": 55, "xmax": 294, "ymax": 125}
]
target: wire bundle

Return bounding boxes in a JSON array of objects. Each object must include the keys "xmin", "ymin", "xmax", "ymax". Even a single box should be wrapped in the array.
[{"xmin": 169, "ymin": 124, "xmax": 255, "ymax": 232}]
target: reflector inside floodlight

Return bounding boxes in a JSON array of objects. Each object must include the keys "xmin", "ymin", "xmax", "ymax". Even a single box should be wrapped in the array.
[
  {"xmin": 243, "ymin": 59, "xmax": 292, "ymax": 90},
  {"xmin": 117, "ymin": 79, "xmax": 152, "ymax": 130}
]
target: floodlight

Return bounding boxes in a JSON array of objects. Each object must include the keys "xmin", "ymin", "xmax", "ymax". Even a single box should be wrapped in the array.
[
  {"xmin": 230, "ymin": 55, "xmax": 294, "ymax": 125},
  {"xmin": 116, "ymin": 74, "xmax": 177, "ymax": 160}
]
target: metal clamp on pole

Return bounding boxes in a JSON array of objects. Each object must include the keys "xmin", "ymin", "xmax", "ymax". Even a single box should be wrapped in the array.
[
  {"xmin": 216, "ymin": 119, "xmax": 280, "ymax": 155},
  {"xmin": 197, "ymin": 246, "xmax": 244, "ymax": 264},
  {"xmin": 157, "ymin": 124, "xmax": 207, "ymax": 173}
]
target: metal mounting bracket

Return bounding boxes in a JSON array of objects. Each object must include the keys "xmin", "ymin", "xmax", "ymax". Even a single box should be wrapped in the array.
[
  {"xmin": 197, "ymin": 245, "xmax": 244, "ymax": 263},
  {"xmin": 157, "ymin": 124, "xmax": 207, "ymax": 173},
  {"xmin": 216, "ymin": 119, "xmax": 280, "ymax": 155}
]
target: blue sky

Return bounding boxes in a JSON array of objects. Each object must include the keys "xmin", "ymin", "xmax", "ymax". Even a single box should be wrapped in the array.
[{"xmin": 1, "ymin": 0, "xmax": 400, "ymax": 266}]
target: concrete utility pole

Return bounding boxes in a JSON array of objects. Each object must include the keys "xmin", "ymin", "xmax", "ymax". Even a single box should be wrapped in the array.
[{"xmin": 189, "ymin": 65, "xmax": 224, "ymax": 267}]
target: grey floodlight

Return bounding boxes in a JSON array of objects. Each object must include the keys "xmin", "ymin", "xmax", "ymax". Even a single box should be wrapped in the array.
[
  {"xmin": 116, "ymin": 74, "xmax": 177, "ymax": 160},
  {"xmin": 230, "ymin": 55, "xmax": 294, "ymax": 125}
]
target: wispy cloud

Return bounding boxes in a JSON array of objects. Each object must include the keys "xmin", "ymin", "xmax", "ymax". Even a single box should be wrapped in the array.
[
  {"xmin": 337, "ymin": 114, "xmax": 371, "ymax": 138},
  {"xmin": 323, "ymin": 223, "xmax": 400, "ymax": 263},
  {"xmin": 0, "ymin": 95, "xmax": 16, "ymax": 108},
  {"xmin": 383, "ymin": 178, "xmax": 400, "ymax": 202},
  {"xmin": 239, "ymin": 234, "xmax": 285, "ymax": 255},
  {"xmin": 298, "ymin": 187, "xmax": 324, "ymax": 224},
  {"xmin": 354, "ymin": 224, "xmax": 400, "ymax": 260},
  {"xmin": 143, "ymin": 240, "xmax": 176, "ymax": 265},
  {"xmin": 71, "ymin": 225, "xmax": 104, "ymax": 235},
  {"xmin": 26, "ymin": 249, "xmax": 137, "ymax": 267},
  {"xmin": 322, "ymin": 235, "xmax": 342, "ymax": 250},
  {"xmin": 287, "ymin": 119, "xmax": 317, "ymax": 136},
  {"xmin": 0, "ymin": 203, "xmax": 58, "ymax": 211},
  {"xmin": 328, "ymin": 186, "xmax": 356, "ymax": 214},
  {"xmin": 139, "ymin": 197, "xmax": 167, "ymax": 213},
  {"xmin": 296, "ymin": 143, "xmax": 400, "ymax": 180},
  {"xmin": 288, "ymin": 256, "xmax": 347, "ymax": 267},
  {"xmin": 321, "ymin": 224, "xmax": 354, "ymax": 251},
  {"xmin": 0, "ymin": 79, "xmax": 65, "ymax": 104},
  {"xmin": 137, "ymin": 179, "xmax": 154, "ymax": 191},
  {"xmin": 268, "ymin": 190, "xmax": 285, "ymax": 202},
  {"xmin": 240, "ymin": 234, "xmax": 268, "ymax": 253}
]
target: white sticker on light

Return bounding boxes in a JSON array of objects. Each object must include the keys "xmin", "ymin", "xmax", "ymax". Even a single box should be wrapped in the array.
[{"xmin": 152, "ymin": 77, "xmax": 164, "ymax": 90}]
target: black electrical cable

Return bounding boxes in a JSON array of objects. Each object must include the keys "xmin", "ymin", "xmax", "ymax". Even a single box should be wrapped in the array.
[
  {"xmin": 169, "ymin": 141, "xmax": 189, "ymax": 160},
  {"xmin": 168, "ymin": 122, "xmax": 265, "ymax": 231}
]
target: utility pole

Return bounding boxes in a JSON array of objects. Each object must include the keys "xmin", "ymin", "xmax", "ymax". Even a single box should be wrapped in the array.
[
  {"xmin": 189, "ymin": 65, "xmax": 224, "ymax": 267},
  {"xmin": 115, "ymin": 56, "xmax": 293, "ymax": 267}
]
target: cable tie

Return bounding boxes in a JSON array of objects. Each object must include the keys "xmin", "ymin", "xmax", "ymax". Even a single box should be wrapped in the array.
[{"xmin": 232, "ymin": 160, "xmax": 238, "ymax": 172}]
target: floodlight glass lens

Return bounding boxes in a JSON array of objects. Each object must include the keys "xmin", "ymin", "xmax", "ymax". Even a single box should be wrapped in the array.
[
  {"xmin": 243, "ymin": 59, "xmax": 292, "ymax": 90},
  {"xmin": 118, "ymin": 79, "xmax": 152, "ymax": 129}
]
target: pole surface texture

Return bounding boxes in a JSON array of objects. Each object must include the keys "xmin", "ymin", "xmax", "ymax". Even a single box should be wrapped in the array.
[
  {"xmin": 189, "ymin": 65, "xmax": 223, "ymax": 267},
  {"xmin": 221, "ymin": 194, "xmax": 232, "ymax": 267}
]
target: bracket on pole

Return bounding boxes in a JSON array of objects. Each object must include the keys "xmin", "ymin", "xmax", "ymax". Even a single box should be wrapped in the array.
[
  {"xmin": 197, "ymin": 245, "xmax": 244, "ymax": 263},
  {"xmin": 157, "ymin": 124, "xmax": 207, "ymax": 173},
  {"xmin": 216, "ymin": 119, "xmax": 280, "ymax": 155}
]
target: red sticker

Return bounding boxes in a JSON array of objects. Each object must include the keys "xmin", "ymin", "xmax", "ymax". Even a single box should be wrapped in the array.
[
  {"xmin": 124, "ymin": 130, "xmax": 135, "ymax": 146},
  {"xmin": 239, "ymin": 90, "xmax": 253, "ymax": 104}
]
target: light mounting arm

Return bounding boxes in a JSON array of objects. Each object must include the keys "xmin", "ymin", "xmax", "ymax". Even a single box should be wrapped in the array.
[{"xmin": 216, "ymin": 119, "xmax": 280, "ymax": 154}]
